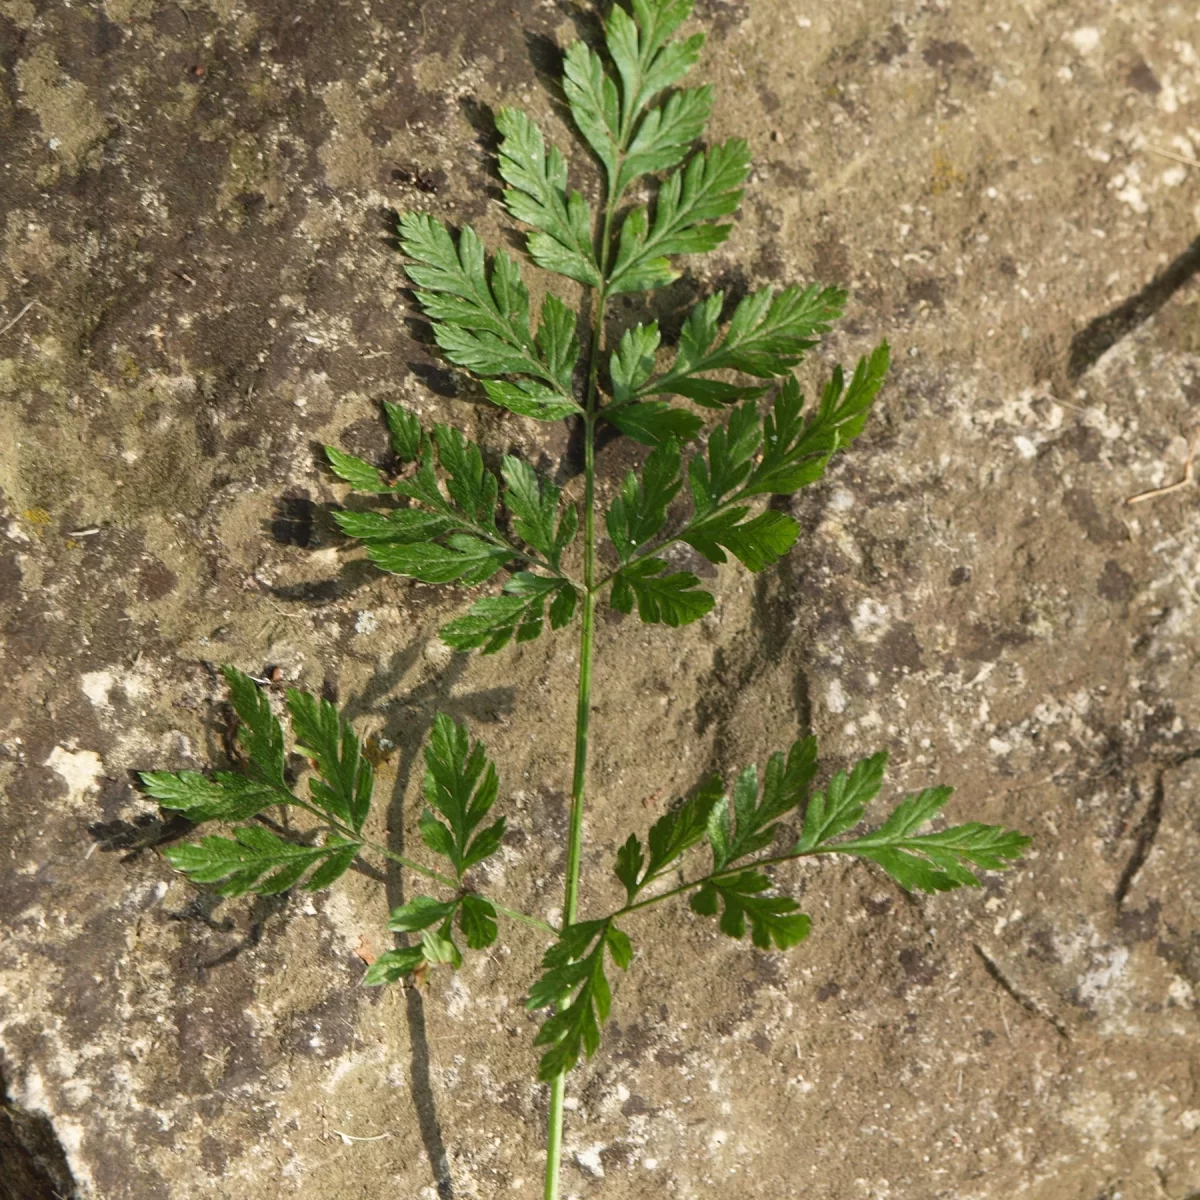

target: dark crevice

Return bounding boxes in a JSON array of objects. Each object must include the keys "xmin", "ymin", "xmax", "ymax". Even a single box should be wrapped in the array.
[
  {"xmin": 1068, "ymin": 235, "xmax": 1200, "ymax": 379},
  {"xmin": 973, "ymin": 944, "xmax": 1071, "ymax": 1039},
  {"xmin": 1115, "ymin": 771, "xmax": 1166, "ymax": 908},
  {"xmin": 0, "ymin": 1061, "xmax": 78, "ymax": 1200}
]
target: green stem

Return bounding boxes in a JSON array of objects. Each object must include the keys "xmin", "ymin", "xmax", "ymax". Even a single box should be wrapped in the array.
[{"xmin": 543, "ymin": 184, "xmax": 618, "ymax": 1200}]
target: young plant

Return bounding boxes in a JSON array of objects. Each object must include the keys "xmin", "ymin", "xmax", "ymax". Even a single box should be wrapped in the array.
[{"xmin": 140, "ymin": 3, "xmax": 1030, "ymax": 1195}]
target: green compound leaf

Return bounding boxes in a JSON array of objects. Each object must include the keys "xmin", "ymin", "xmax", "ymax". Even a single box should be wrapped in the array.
[
  {"xmin": 367, "ymin": 535, "xmax": 511, "ymax": 585},
  {"xmin": 681, "ymin": 507, "xmax": 799, "ymax": 572},
  {"xmin": 744, "ymin": 343, "xmax": 890, "ymax": 497},
  {"xmin": 605, "ymin": 437, "xmax": 682, "ymax": 562},
  {"xmin": 420, "ymin": 713, "xmax": 506, "ymax": 879},
  {"xmin": 139, "ymin": 771, "xmax": 283, "ymax": 824},
  {"xmin": 286, "ymin": 689, "xmax": 374, "ymax": 834},
  {"xmin": 608, "ymin": 139, "xmax": 750, "ymax": 295},
  {"xmin": 645, "ymin": 781, "xmax": 721, "ymax": 880},
  {"xmin": 421, "ymin": 925, "xmax": 463, "ymax": 969},
  {"xmin": 527, "ymin": 920, "xmax": 632, "ymax": 1081},
  {"xmin": 617, "ymin": 86, "xmax": 713, "ymax": 196},
  {"xmin": 613, "ymin": 832, "xmax": 645, "ymax": 904},
  {"xmin": 501, "ymin": 457, "xmax": 575, "ymax": 566},
  {"xmin": 222, "ymin": 666, "xmax": 287, "ymax": 787},
  {"xmin": 562, "ymin": 40, "xmax": 621, "ymax": 184},
  {"xmin": 482, "ymin": 380, "xmax": 583, "ymax": 422},
  {"xmin": 643, "ymin": 285, "xmax": 846, "ymax": 401},
  {"xmin": 706, "ymin": 737, "xmax": 818, "ymax": 871},
  {"xmin": 827, "ymin": 788, "xmax": 1032, "ymax": 894},
  {"xmin": 607, "ymin": 0, "xmax": 702, "ymax": 126},
  {"xmin": 400, "ymin": 213, "xmax": 576, "ymax": 403},
  {"xmin": 536, "ymin": 293, "xmax": 581, "ymax": 393},
  {"xmin": 689, "ymin": 870, "xmax": 811, "ymax": 950},
  {"xmin": 459, "ymin": 894, "xmax": 499, "ymax": 950},
  {"xmin": 604, "ymin": 400, "xmax": 703, "ymax": 447},
  {"xmin": 607, "ymin": 323, "xmax": 702, "ymax": 445},
  {"xmin": 332, "ymin": 508, "xmax": 460, "ymax": 545},
  {"xmin": 388, "ymin": 895, "xmax": 460, "ymax": 933},
  {"xmin": 609, "ymin": 557, "xmax": 713, "ymax": 626},
  {"xmin": 363, "ymin": 946, "xmax": 425, "ymax": 986},
  {"xmin": 383, "ymin": 401, "xmax": 422, "ymax": 461},
  {"xmin": 616, "ymin": 777, "xmax": 722, "ymax": 901},
  {"xmin": 392, "ymin": 436, "xmax": 449, "ymax": 511},
  {"xmin": 686, "ymin": 399, "xmax": 763, "ymax": 515},
  {"xmin": 433, "ymin": 424, "xmax": 500, "ymax": 526},
  {"xmin": 793, "ymin": 751, "xmax": 890, "ymax": 853},
  {"xmin": 401, "ymin": 214, "xmax": 531, "ymax": 353},
  {"xmin": 163, "ymin": 827, "xmax": 360, "ymax": 898},
  {"xmin": 324, "ymin": 446, "xmax": 390, "ymax": 493},
  {"xmin": 440, "ymin": 573, "xmax": 577, "ymax": 654},
  {"xmin": 495, "ymin": 106, "xmax": 602, "ymax": 287},
  {"xmin": 610, "ymin": 321, "xmax": 662, "ymax": 406}
]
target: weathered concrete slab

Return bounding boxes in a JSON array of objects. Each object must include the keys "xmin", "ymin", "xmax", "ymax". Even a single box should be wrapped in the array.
[{"xmin": 1, "ymin": 0, "xmax": 1198, "ymax": 1197}]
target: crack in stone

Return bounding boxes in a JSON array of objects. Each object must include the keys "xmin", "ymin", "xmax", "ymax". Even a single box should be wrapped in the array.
[
  {"xmin": 1115, "ymin": 771, "xmax": 1166, "ymax": 909},
  {"xmin": 973, "ymin": 943, "xmax": 1071, "ymax": 1040},
  {"xmin": 1116, "ymin": 748, "xmax": 1200, "ymax": 909}
]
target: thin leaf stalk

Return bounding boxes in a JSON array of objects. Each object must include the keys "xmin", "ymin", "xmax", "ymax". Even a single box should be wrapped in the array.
[
  {"xmin": 285, "ymin": 797, "xmax": 558, "ymax": 935},
  {"xmin": 609, "ymin": 843, "xmax": 890, "ymax": 924}
]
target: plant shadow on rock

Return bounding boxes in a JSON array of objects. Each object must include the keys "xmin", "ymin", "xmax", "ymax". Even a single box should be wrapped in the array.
[
  {"xmin": 0, "ymin": 1058, "xmax": 78, "ymax": 1200},
  {"xmin": 336, "ymin": 646, "xmax": 518, "ymax": 1199}
]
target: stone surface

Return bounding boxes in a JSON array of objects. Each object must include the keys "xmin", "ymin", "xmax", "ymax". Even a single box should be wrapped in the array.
[{"xmin": 1, "ymin": 0, "xmax": 1199, "ymax": 1197}]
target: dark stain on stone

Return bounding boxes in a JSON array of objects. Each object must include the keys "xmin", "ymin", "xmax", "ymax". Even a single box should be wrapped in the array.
[
  {"xmin": 694, "ymin": 0, "xmax": 750, "ymax": 36},
  {"xmin": 922, "ymin": 40, "xmax": 974, "ymax": 70},
  {"xmin": 1117, "ymin": 899, "xmax": 1160, "ymax": 943},
  {"xmin": 1062, "ymin": 488, "xmax": 1125, "ymax": 544},
  {"xmin": 811, "ymin": 226, "xmax": 851, "ymax": 285},
  {"xmin": 1026, "ymin": 929, "xmax": 1061, "ymax": 964},
  {"xmin": 1098, "ymin": 559, "xmax": 1134, "ymax": 603},
  {"xmin": 1056, "ymin": 423, "xmax": 1105, "ymax": 464},
  {"xmin": 876, "ymin": 622, "xmax": 924, "ymax": 675},
  {"xmin": 408, "ymin": 362, "xmax": 462, "ymax": 398},
  {"xmin": 898, "ymin": 947, "xmax": 937, "ymax": 991},
  {"xmin": 767, "ymin": 159, "xmax": 812, "ymax": 190},
  {"xmin": 609, "ymin": 1020, "xmax": 656, "ymax": 1066},
  {"xmin": 743, "ymin": 953, "xmax": 784, "ymax": 998},
  {"xmin": 875, "ymin": 23, "xmax": 909, "ymax": 64},
  {"xmin": 1125, "ymin": 58, "xmax": 1161, "ymax": 94},
  {"xmin": 621, "ymin": 1093, "xmax": 658, "ymax": 1118},
  {"xmin": 199, "ymin": 1133, "xmax": 228, "ymax": 1176},
  {"xmin": 281, "ymin": 988, "xmax": 360, "ymax": 1062},
  {"xmin": 906, "ymin": 276, "xmax": 946, "ymax": 311},
  {"xmin": 0, "ymin": 549, "xmax": 21, "ymax": 603},
  {"xmin": 138, "ymin": 560, "xmax": 179, "ymax": 601}
]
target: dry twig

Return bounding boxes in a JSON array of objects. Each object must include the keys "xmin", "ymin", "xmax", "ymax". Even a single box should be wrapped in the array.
[
  {"xmin": 1126, "ymin": 428, "xmax": 1200, "ymax": 505},
  {"xmin": 0, "ymin": 300, "xmax": 35, "ymax": 338},
  {"xmin": 1145, "ymin": 144, "xmax": 1200, "ymax": 170}
]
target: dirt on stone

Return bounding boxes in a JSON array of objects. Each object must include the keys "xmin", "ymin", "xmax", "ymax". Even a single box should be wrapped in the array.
[{"xmin": 1, "ymin": 1, "xmax": 1199, "ymax": 1198}]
